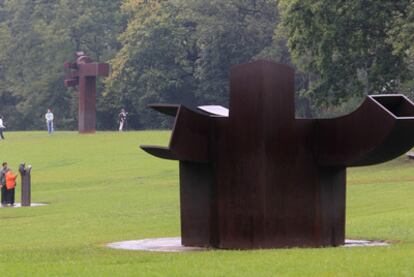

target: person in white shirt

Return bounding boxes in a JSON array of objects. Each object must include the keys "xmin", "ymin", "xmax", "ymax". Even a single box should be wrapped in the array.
[
  {"xmin": 45, "ymin": 109, "xmax": 54, "ymax": 134},
  {"xmin": 118, "ymin": 108, "xmax": 127, "ymax": 131},
  {"xmin": 0, "ymin": 116, "xmax": 5, "ymax": 140}
]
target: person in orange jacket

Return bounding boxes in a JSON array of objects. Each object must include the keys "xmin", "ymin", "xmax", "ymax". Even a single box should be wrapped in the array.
[
  {"xmin": 5, "ymin": 169, "xmax": 18, "ymax": 206},
  {"xmin": 0, "ymin": 162, "xmax": 8, "ymax": 207}
]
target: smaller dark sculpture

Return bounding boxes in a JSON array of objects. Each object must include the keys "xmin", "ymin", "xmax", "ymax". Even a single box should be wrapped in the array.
[
  {"xmin": 64, "ymin": 52, "xmax": 109, "ymax": 133},
  {"xmin": 19, "ymin": 163, "xmax": 32, "ymax": 207}
]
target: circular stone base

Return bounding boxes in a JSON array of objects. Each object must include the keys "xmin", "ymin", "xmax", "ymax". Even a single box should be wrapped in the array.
[
  {"xmin": 107, "ymin": 237, "xmax": 206, "ymax": 252},
  {"xmin": 343, "ymin": 239, "xmax": 389, "ymax": 247},
  {"xmin": 0, "ymin": 203, "xmax": 48, "ymax": 209},
  {"xmin": 107, "ymin": 237, "xmax": 389, "ymax": 252}
]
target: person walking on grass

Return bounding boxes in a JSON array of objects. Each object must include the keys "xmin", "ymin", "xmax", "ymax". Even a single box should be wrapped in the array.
[
  {"xmin": 45, "ymin": 108, "xmax": 54, "ymax": 134},
  {"xmin": 5, "ymin": 167, "xmax": 18, "ymax": 206},
  {"xmin": 0, "ymin": 116, "xmax": 5, "ymax": 140},
  {"xmin": 118, "ymin": 108, "xmax": 127, "ymax": 131},
  {"xmin": 1, "ymin": 162, "xmax": 9, "ymax": 207}
]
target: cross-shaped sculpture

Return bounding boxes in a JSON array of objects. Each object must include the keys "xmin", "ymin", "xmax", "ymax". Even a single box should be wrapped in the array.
[
  {"xmin": 141, "ymin": 60, "xmax": 414, "ymax": 249},
  {"xmin": 64, "ymin": 52, "xmax": 109, "ymax": 133}
]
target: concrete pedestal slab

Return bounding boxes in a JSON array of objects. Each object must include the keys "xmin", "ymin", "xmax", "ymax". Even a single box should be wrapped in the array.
[
  {"xmin": 0, "ymin": 203, "xmax": 48, "ymax": 208},
  {"xmin": 107, "ymin": 237, "xmax": 389, "ymax": 252}
]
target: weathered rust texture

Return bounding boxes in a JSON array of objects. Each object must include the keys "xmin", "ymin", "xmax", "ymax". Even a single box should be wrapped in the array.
[
  {"xmin": 64, "ymin": 52, "xmax": 109, "ymax": 133},
  {"xmin": 141, "ymin": 60, "xmax": 414, "ymax": 249},
  {"xmin": 19, "ymin": 164, "xmax": 31, "ymax": 207}
]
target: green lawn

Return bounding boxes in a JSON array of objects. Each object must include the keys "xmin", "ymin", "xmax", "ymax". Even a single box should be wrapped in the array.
[{"xmin": 0, "ymin": 131, "xmax": 413, "ymax": 277}]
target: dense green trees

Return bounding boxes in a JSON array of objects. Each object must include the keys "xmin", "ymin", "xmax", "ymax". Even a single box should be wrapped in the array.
[
  {"xmin": 105, "ymin": 0, "xmax": 279, "ymax": 128},
  {"xmin": 278, "ymin": 0, "xmax": 414, "ymax": 109},
  {"xmin": 0, "ymin": 0, "xmax": 413, "ymax": 129},
  {"xmin": 104, "ymin": 0, "xmax": 198, "ymax": 128},
  {"xmin": 0, "ymin": 0, "xmax": 124, "ymax": 130}
]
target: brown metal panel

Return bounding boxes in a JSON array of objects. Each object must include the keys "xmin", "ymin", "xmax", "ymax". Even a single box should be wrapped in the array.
[
  {"xmin": 79, "ymin": 63, "xmax": 109, "ymax": 77},
  {"xmin": 214, "ymin": 61, "xmax": 299, "ymax": 249},
  {"xmin": 317, "ymin": 167, "xmax": 346, "ymax": 246},
  {"xmin": 179, "ymin": 162, "xmax": 217, "ymax": 247},
  {"xmin": 140, "ymin": 146, "xmax": 177, "ymax": 160},
  {"xmin": 169, "ymin": 106, "xmax": 211, "ymax": 162},
  {"xmin": 78, "ymin": 76, "xmax": 96, "ymax": 133},
  {"xmin": 64, "ymin": 78, "xmax": 78, "ymax": 87},
  {"xmin": 97, "ymin": 63, "xmax": 110, "ymax": 77},
  {"xmin": 148, "ymin": 104, "xmax": 180, "ymax": 117},
  {"xmin": 19, "ymin": 165, "xmax": 32, "ymax": 207},
  {"xmin": 142, "ymin": 106, "xmax": 211, "ymax": 162}
]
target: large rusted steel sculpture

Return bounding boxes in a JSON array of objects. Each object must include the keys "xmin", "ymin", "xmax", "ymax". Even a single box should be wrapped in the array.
[
  {"xmin": 64, "ymin": 52, "xmax": 109, "ymax": 133},
  {"xmin": 141, "ymin": 60, "xmax": 414, "ymax": 249}
]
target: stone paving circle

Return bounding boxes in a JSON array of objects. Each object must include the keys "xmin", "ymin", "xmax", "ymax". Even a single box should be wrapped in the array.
[
  {"xmin": 107, "ymin": 237, "xmax": 389, "ymax": 252},
  {"xmin": 0, "ymin": 203, "xmax": 48, "ymax": 209}
]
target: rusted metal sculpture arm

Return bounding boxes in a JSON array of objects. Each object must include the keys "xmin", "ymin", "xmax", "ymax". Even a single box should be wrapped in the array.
[
  {"xmin": 141, "ymin": 105, "xmax": 212, "ymax": 162},
  {"xmin": 148, "ymin": 104, "xmax": 180, "ymax": 117},
  {"xmin": 316, "ymin": 95, "xmax": 414, "ymax": 167}
]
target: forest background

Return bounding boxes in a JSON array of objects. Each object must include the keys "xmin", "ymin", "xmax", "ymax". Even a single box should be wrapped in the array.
[{"xmin": 0, "ymin": 0, "xmax": 413, "ymax": 130}]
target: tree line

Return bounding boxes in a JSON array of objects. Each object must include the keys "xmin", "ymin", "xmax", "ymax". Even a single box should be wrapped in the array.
[{"xmin": 0, "ymin": 0, "xmax": 413, "ymax": 130}]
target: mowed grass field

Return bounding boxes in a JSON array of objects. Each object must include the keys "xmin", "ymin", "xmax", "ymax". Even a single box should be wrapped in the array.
[{"xmin": 0, "ymin": 131, "xmax": 414, "ymax": 277}]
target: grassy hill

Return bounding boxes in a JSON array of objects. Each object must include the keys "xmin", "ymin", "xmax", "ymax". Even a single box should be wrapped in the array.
[{"xmin": 0, "ymin": 131, "xmax": 413, "ymax": 276}]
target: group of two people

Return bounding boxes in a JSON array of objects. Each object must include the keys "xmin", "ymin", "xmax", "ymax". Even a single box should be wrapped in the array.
[
  {"xmin": 0, "ymin": 109, "xmax": 54, "ymax": 140},
  {"xmin": 0, "ymin": 162, "xmax": 18, "ymax": 207},
  {"xmin": 45, "ymin": 108, "xmax": 127, "ymax": 131},
  {"xmin": 1, "ymin": 108, "xmax": 125, "ymax": 137}
]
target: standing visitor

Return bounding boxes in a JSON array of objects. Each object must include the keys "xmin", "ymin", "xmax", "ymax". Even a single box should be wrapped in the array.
[
  {"xmin": 45, "ymin": 109, "xmax": 54, "ymax": 134},
  {"xmin": 118, "ymin": 108, "xmax": 127, "ymax": 131},
  {"xmin": 0, "ymin": 162, "xmax": 9, "ymax": 207},
  {"xmin": 0, "ymin": 116, "xmax": 5, "ymax": 140},
  {"xmin": 5, "ymin": 168, "xmax": 18, "ymax": 206}
]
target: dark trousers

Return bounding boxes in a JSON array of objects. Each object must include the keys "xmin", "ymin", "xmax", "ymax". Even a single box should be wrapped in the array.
[
  {"xmin": 6, "ymin": 188, "xmax": 15, "ymax": 205},
  {"xmin": 1, "ymin": 186, "xmax": 6, "ymax": 205},
  {"xmin": 0, "ymin": 128, "xmax": 4, "ymax": 139}
]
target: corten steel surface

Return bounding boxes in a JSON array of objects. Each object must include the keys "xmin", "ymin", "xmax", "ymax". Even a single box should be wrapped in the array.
[
  {"xmin": 141, "ymin": 60, "xmax": 414, "ymax": 249},
  {"xmin": 64, "ymin": 52, "xmax": 109, "ymax": 133},
  {"xmin": 19, "ymin": 164, "xmax": 31, "ymax": 207}
]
